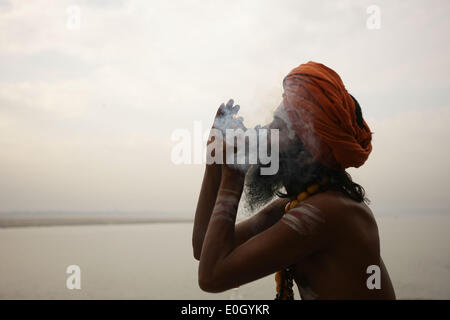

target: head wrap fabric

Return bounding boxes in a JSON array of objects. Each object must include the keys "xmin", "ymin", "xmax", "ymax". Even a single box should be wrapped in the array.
[
  {"xmin": 282, "ymin": 61, "xmax": 372, "ymax": 169},
  {"xmin": 273, "ymin": 101, "xmax": 296, "ymax": 140}
]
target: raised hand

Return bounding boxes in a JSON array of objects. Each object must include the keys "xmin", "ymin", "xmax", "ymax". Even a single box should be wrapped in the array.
[
  {"xmin": 213, "ymin": 99, "xmax": 246, "ymax": 133},
  {"xmin": 207, "ymin": 99, "xmax": 249, "ymax": 174}
]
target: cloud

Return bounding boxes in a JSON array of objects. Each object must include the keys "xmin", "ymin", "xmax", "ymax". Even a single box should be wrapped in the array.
[
  {"xmin": 349, "ymin": 106, "xmax": 450, "ymax": 215},
  {"xmin": 0, "ymin": 0, "xmax": 449, "ymax": 215}
]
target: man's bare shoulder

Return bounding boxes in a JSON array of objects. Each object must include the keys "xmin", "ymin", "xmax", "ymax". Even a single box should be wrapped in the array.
[{"xmin": 302, "ymin": 190, "xmax": 376, "ymax": 230}]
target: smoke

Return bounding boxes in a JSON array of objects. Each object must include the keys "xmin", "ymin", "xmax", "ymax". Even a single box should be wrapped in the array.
[{"xmin": 209, "ymin": 100, "xmax": 283, "ymax": 175}]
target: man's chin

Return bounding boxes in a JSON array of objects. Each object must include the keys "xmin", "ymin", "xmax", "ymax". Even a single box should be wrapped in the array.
[{"xmin": 244, "ymin": 164, "xmax": 283, "ymax": 212}]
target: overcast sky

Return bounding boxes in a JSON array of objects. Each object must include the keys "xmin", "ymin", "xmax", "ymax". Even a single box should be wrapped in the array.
[{"xmin": 0, "ymin": 0, "xmax": 449, "ymax": 217}]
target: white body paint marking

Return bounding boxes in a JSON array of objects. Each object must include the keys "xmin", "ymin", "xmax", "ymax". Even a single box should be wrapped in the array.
[
  {"xmin": 215, "ymin": 195, "xmax": 239, "ymax": 206},
  {"xmin": 211, "ymin": 214, "xmax": 235, "ymax": 224},
  {"xmin": 221, "ymin": 188, "xmax": 241, "ymax": 196},
  {"xmin": 281, "ymin": 203, "xmax": 325, "ymax": 236},
  {"xmin": 211, "ymin": 193, "xmax": 240, "ymax": 222}
]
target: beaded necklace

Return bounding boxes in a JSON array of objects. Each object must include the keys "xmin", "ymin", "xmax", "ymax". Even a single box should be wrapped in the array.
[{"xmin": 274, "ymin": 183, "xmax": 320, "ymax": 300}]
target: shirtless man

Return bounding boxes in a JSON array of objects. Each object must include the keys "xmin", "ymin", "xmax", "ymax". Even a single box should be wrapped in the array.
[{"xmin": 192, "ymin": 62, "xmax": 396, "ymax": 300}]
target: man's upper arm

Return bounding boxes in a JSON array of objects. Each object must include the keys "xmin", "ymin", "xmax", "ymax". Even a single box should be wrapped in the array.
[
  {"xmin": 202, "ymin": 201, "xmax": 330, "ymax": 292},
  {"xmin": 280, "ymin": 202, "xmax": 327, "ymax": 237},
  {"xmin": 234, "ymin": 198, "xmax": 288, "ymax": 246}
]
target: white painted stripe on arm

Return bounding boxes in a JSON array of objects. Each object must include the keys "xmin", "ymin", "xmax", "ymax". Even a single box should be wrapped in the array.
[{"xmin": 280, "ymin": 203, "xmax": 325, "ymax": 236}]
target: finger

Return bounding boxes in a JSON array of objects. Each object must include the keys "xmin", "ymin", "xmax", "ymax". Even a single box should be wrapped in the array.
[
  {"xmin": 226, "ymin": 98, "xmax": 234, "ymax": 109},
  {"xmin": 232, "ymin": 104, "xmax": 240, "ymax": 114},
  {"xmin": 235, "ymin": 118, "xmax": 246, "ymax": 130},
  {"xmin": 216, "ymin": 103, "xmax": 225, "ymax": 116}
]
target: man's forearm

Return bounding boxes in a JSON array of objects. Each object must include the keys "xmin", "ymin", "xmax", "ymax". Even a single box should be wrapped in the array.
[
  {"xmin": 198, "ymin": 170, "xmax": 244, "ymax": 287},
  {"xmin": 234, "ymin": 198, "xmax": 288, "ymax": 246},
  {"xmin": 192, "ymin": 164, "xmax": 222, "ymax": 259}
]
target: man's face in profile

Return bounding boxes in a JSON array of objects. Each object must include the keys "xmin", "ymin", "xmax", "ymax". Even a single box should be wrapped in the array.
[
  {"xmin": 243, "ymin": 114, "xmax": 305, "ymax": 211},
  {"xmin": 267, "ymin": 116, "xmax": 295, "ymax": 155}
]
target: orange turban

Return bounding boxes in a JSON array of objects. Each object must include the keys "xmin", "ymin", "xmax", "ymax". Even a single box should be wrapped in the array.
[{"xmin": 282, "ymin": 61, "xmax": 372, "ymax": 170}]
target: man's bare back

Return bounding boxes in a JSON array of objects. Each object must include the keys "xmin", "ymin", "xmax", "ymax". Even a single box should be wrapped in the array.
[{"xmin": 290, "ymin": 191, "xmax": 395, "ymax": 299}]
